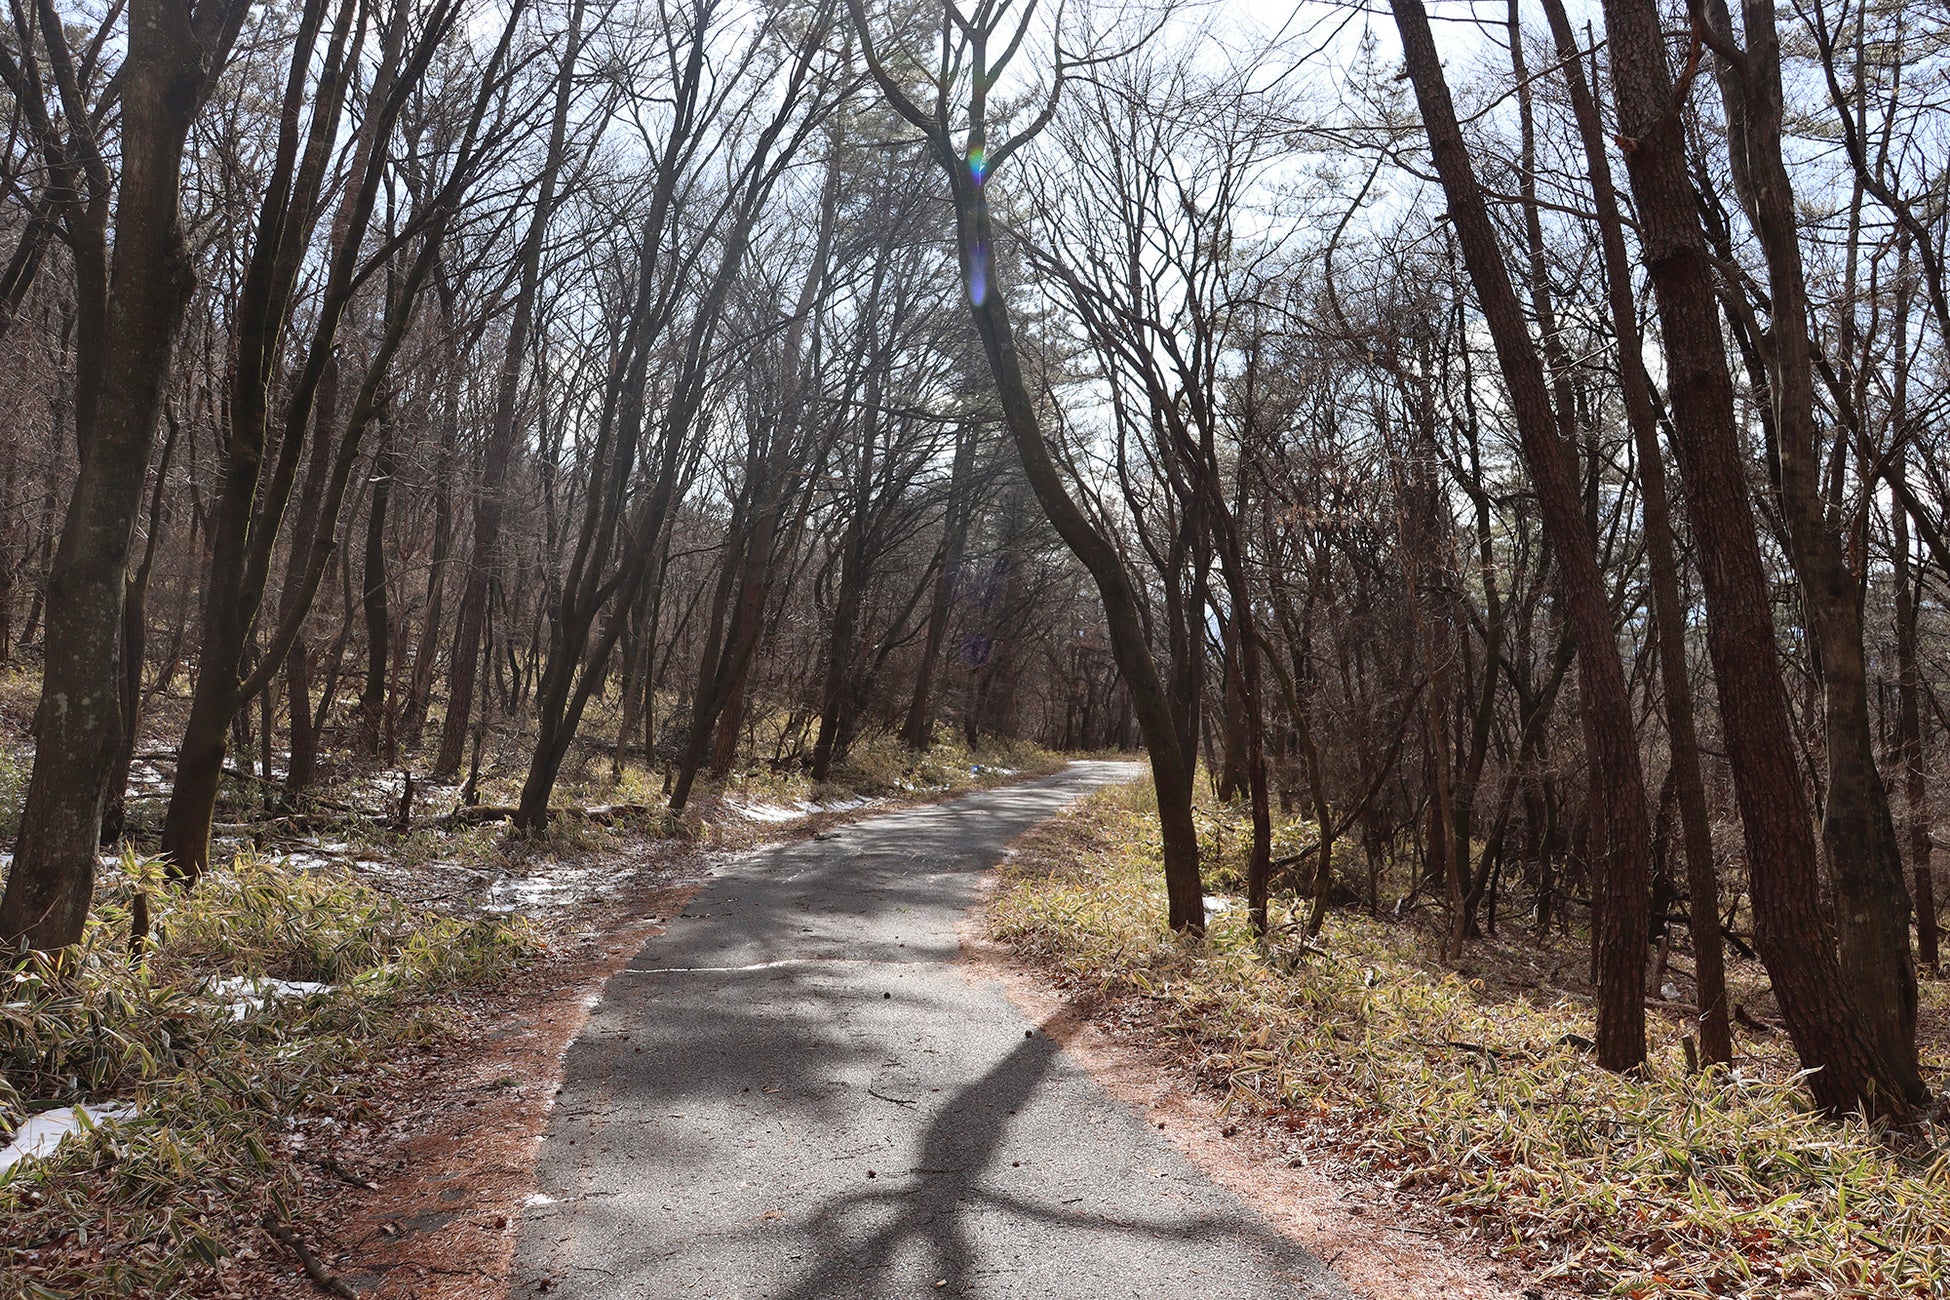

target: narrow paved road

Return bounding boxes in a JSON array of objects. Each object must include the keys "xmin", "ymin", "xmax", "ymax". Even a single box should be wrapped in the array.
[{"xmin": 514, "ymin": 762, "xmax": 1352, "ymax": 1299}]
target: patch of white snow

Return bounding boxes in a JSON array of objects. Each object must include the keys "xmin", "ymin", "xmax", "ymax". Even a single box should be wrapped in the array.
[
  {"xmin": 207, "ymin": 976, "xmax": 335, "ymax": 1019},
  {"xmin": 808, "ymin": 796, "xmax": 878, "ymax": 814},
  {"xmin": 0, "ymin": 1103, "xmax": 139, "ymax": 1174},
  {"xmin": 727, "ymin": 800, "xmax": 806, "ymax": 823}
]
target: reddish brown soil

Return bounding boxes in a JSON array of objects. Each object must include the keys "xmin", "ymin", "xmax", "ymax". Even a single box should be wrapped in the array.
[{"xmin": 220, "ymin": 871, "xmax": 704, "ymax": 1300}]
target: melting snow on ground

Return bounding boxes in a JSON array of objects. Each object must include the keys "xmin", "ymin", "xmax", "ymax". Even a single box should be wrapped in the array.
[
  {"xmin": 273, "ymin": 841, "xmax": 357, "ymax": 873},
  {"xmin": 727, "ymin": 800, "xmax": 804, "ymax": 823},
  {"xmin": 126, "ymin": 760, "xmax": 171, "ymax": 794},
  {"xmin": 207, "ymin": 976, "xmax": 335, "ymax": 1019},
  {"xmin": 725, "ymin": 795, "xmax": 882, "ymax": 823},
  {"xmin": 482, "ymin": 859, "xmax": 629, "ymax": 912},
  {"xmin": 0, "ymin": 1103, "xmax": 139, "ymax": 1175},
  {"xmin": 813, "ymin": 796, "xmax": 876, "ymax": 813}
]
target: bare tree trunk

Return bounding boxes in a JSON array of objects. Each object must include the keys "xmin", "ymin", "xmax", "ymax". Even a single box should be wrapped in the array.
[
  {"xmin": 1537, "ymin": 0, "xmax": 1732, "ymax": 1066},
  {"xmin": 849, "ymin": 2, "xmax": 1210, "ymax": 928},
  {"xmin": 101, "ymin": 407, "xmax": 182, "ymax": 846},
  {"xmin": 1, "ymin": 0, "xmax": 247, "ymax": 949},
  {"xmin": 401, "ymin": 331, "xmax": 458, "ymax": 749},
  {"xmin": 1392, "ymin": 0, "xmax": 1653, "ymax": 1071},
  {"xmin": 810, "ymin": 493, "xmax": 870, "ymax": 783},
  {"xmin": 0, "ymin": 195, "xmax": 56, "ymax": 349},
  {"xmin": 902, "ymin": 421, "xmax": 977, "ymax": 749},
  {"xmin": 1696, "ymin": 0, "xmax": 1923, "ymax": 1102},
  {"xmin": 1894, "ymin": 487, "xmax": 1936, "ymax": 976},
  {"xmin": 0, "ymin": 422, "xmax": 17, "ymax": 663},
  {"xmin": 850, "ymin": 10, "xmax": 1206, "ymax": 932},
  {"xmin": 280, "ymin": 352, "xmax": 345, "ymax": 802},
  {"xmin": 1888, "ymin": 251, "xmax": 1938, "ymax": 977},
  {"xmin": 674, "ymin": 478, "xmax": 784, "ymax": 804},
  {"xmin": 360, "ymin": 424, "xmax": 397, "ymax": 757},
  {"xmin": 1596, "ymin": 0, "xmax": 1916, "ymax": 1114}
]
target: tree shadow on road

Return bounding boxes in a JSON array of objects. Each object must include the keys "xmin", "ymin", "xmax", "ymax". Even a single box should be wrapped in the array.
[{"xmin": 769, "ymin": 1030, "xmax": 1339, "ymax": 1300}]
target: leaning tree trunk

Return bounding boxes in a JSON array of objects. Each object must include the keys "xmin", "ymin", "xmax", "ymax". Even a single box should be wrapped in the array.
[
  {"xmin": 949, "ymin": 150, "xmax": 1204, "ymax": 933},
  {"xmin": 847, "ymin": 4, "xmax": 1205, "ymax": 930},
  {"xmin": 1392, "ymin": 0, "xmax": 1654, "ymax": 1072},
  {"xmin": 1698, "ymin": 0, "xmax": 1924, "ymax": 1103},
  {"xmin": 1538, "ymin": 0, "xmax": 1731, "ymax": 1065}
]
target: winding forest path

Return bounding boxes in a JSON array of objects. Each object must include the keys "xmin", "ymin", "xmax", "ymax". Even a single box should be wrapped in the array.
[{"xmin": 512, "ymin": 761, "xmax": 1353, "ymax": 1299}]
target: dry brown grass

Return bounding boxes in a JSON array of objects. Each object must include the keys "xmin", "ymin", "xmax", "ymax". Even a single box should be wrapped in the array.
[{"xmin": 990, "ymin": 781, "xmax": 1950, "ymax": 1299}]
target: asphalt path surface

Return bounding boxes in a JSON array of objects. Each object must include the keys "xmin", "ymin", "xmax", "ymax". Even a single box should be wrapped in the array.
[{"xmin": 514, "ymin": 761, "xmax": 1353, "ymax": 1299}]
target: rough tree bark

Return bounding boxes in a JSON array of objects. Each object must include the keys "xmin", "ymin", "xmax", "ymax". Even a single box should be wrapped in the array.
[
  {"xmin": 1538, "ymin": 0, "xmax": 1731, "ymax": 1066},
  {"xmin": 0, "ymin": 0, "xmax": 248, "ymax": 949},
  {"xmin": 1596, "ymin": 0, "xmax": 1922, "ymax": 1113},
  {"xmin": 1392, "ymin": 0, "xmax": 1654, "ymax": 1071},
  {"xmin": 1694, "ymin": 0, "xmax": 1923, "ymax": 1099}
]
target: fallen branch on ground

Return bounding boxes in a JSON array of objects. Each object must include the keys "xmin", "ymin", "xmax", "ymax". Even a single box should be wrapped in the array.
[{"xmin": 261, "ymin": 1212, "xmax": 357, "ymax": 1299}]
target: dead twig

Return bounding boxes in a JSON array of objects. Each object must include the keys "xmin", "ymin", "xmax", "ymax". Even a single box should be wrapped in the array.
[
  {"xmin": 261, "ymin": 1211, "xmax": 357, "ymax": 1299},
  {"xmin": 306, "ymin": 1153, "xmax": 380, "ymax": 1191},
  {"xmin": 1733, "ymin": 1003, "xmax": 1781, "ymax": 1035}
]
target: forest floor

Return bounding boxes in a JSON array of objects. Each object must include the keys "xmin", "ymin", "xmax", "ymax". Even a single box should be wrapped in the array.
[{"xmin": 990, "ymin": 781, "xmax": 1950, "ymax": 1300}]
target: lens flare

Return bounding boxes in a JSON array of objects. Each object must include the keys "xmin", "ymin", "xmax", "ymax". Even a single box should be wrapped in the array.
[
  {"xmin": 968, "ymin": 146, "xmax": 987, "ymax": 185},
  {"xmin": 969, "ymin": 239, "xmax": 989, "ymax": 306}
]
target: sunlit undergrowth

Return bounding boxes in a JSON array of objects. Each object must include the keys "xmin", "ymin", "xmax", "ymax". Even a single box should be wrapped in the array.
[
  {"xmin": 695, "ymin": 732, "xmax": 1067, "ymax": 824},
  {"xmin": 991, "ymin": 781, "xmax": 1950, "ymax": 1299},
  {"xmin": 832, "ymin": 733, "xmax": 1066, "ymax": 795},
  {"xmin": 0, "ymin": 854, "xmax": 538, "ymax": 1298}
]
